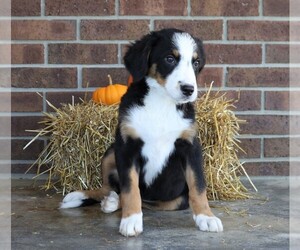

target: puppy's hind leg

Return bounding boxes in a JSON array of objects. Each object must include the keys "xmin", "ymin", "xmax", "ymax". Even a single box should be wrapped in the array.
[{"xmin": 60, "ymin": 146, "xmax": 120, "ymax": 210}]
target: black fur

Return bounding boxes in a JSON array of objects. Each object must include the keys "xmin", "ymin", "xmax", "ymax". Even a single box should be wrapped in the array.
[{"xmin": 114, "ymin": 28, "xmax": 207, "ymax": 207}]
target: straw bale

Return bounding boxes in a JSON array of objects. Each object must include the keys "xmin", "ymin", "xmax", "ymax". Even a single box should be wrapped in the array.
[{"xmin": 25, "ymin": 88, "xmax": 255, "ymax": 199}]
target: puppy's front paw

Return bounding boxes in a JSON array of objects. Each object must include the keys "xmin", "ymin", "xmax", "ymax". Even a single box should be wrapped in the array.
[
  {"xmin": 193, "ymin": 214, "xmax": 223, "ymax": 232},
  {"xmin": 119, "ymin": 212, "xmax": 143, "ymax": 237}
]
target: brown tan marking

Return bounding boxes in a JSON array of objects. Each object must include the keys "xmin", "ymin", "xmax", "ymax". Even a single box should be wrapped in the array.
[
  {"xmin": 80, "ymin": 187, "xmax": 111, "ymax": 202},
  {"xmin": 148, "ymin": 63, "xmax": 166, "ymax": 85},
  {"xmin": 101, "ymin": 149, "xmax": 117, "ymax": 186},
  {"xmin": 179, "ymin": 122, "xmax": 198, "ymax": 143},
  {"xmin": 186, "ymin": 165, "xmax": 214, "ymax": 216},
  {"xmin": 121, "ymin": 167, "xmax": 142, "ymax": 218},
  {"xmin": 120, "ymin": 120, "xmax": 140, "ymax": 142},
  {"xmin": 172, "ymin": 49, "xmax": 179, "ymax": 58},
  {"xmin": 193, "ymin": 52, "xmax": 198, "ymax": 60}
]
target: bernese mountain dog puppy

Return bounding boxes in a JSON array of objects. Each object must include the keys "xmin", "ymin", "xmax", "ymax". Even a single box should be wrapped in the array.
[{"xmin": 60, "ymin": 28, "xmax": 223, "ymax": 237}]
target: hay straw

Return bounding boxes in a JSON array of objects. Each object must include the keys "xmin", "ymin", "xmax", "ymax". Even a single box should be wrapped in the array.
[
  {"xmin": 25, "ymin": 99, "xmax": 118, "ymax": 195},
  {"xmin": 25, "ymin": 86, "xmax": 255, "ymax": 199},
  {"xmin": 195, "ymin": 83, "xmax": 255, "ymax": 200}
]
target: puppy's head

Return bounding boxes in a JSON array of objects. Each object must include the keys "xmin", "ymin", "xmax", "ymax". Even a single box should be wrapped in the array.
[{"xmin": 124, "ymin": 28, "xmax": 205, "ymax": 103}]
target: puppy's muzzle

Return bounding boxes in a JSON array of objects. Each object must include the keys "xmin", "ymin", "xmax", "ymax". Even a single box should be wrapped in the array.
[{"xmin": 180, "ymin": 84, "xmax": 194, "ymax": 97}]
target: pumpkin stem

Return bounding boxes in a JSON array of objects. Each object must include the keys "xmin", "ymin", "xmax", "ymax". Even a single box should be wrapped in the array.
[{"xmin": 107, "ymin": 75, "xmax": 113, "ymax": 85}]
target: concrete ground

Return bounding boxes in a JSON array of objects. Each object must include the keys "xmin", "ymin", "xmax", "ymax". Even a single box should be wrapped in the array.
[{"xmin": 11, "ymin": 178, "xmax": 291, "ymax": 250}]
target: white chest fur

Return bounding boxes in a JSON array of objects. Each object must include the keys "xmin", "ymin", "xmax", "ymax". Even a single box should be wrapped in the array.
[{"xmin": 126, "ymin": 79, "xmax": 192, "ymax": 186}]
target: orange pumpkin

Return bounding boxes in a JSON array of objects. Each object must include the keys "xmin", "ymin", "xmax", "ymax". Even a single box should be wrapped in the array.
[
  {"xmin": 92, "ymin": 75, "xmax": 128, "ymax": 105},
  {"xmin": 127, "ymin": 74, "xmax": 133, "ymax": 86}
]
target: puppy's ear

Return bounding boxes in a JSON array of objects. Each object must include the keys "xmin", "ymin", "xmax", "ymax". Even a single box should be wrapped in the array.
[
  {"xmin": 124, "ymin": 32, "xmax": 159, "ymax": 82},
  {"xmin": 194, "ymin": 38, "xmax": 206, "ymax": 73}
]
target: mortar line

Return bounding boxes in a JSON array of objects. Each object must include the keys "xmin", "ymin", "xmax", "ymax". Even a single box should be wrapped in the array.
[
  {"xmin": 6, "ymin": 63, "xmax": 294, "ymax": 68},
  {"xmin": 223, "ymin": 18, "xmax": 228, "ymax": 41},
  {"xmin": 77, "ymin": 65, "xmax": 83, "ymax": 88},
  {"xmin": 43, "ymin": 42, "xmax": 48, "ymax": 65},
  {"xmin": 9, "ymin": 40, "xmax": 295, "ymax": 45},
  {"xmin": 115, "ymin": 0, "xmax": 119, "ymax": 16},
  {"xmin": 187, "ymin": 0, "xmax": 191, "ymax": 16},
  {"xmin": 41, "ymin": 0, "xmax": 45, "ymax": 17},
  {"xmin": 8, "ymin": 16, "xmax": 292, "ymax": 21},
  {"xmin": 261, "ymin": 89, "xmax": 265, "ymax": 111},
  {"xmin": 261, "ymin": 137, "xmax": 265, "ymax": 159},
  {"xmin": 258, "ymin": 0, "xmax": 263, "ymax": 17}
]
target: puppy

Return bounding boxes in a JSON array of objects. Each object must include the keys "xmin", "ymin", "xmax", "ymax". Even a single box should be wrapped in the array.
[{"xmin": 60, "ymin": 28, "xmax": 223, "ymax": 236}]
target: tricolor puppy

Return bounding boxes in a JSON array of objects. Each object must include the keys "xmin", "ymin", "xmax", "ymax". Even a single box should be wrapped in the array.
[{"xmin": 61, "ymin": 29, "xmax": 223, "ymax": 236}]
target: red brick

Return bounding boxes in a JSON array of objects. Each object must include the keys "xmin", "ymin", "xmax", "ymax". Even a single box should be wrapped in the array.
[
  {"xmin": 290, "ymin": 0, "xmax": 300, "ymax": 17},
  {"xmin": 10, "ymin": 44, "xmax": 44, "ymax": 64},
  {"xmin": 0, "ymin": 68, "xmax": 11, "ymax": 88},
  {"xmin": 239, "ymin": 115, "xmax": 289, "ymax": 135},
  {"xmin": 0, "ymin": 21, "xmax": 11, "ymax": 40},
  {"xmin": 11, "ymin": 139, "xmax": 44, "ymax": 161},
  {"xmin": 290, "ymin": 45, "xmax": 300, "ymax": 64},
  {"xmin": 120, "ymin": 0, "xmax": 187, "ymax": 16},
  {"xmin": 243, "ymin": 162, "xmax": 289, "ymax": 175},
  {"xmin": 290, "ymin": 22, "xmax": 300, "ymax": 41},
  {"xmin": 205, "ymin": 44, "xmax": 262, "ymax": 64},
  {"xmin": 264, "ymin": 138, "xmax": 289, "ymax": 157},
  {"xmin": 225, "ymin": 90, "xmax": 261, "ymax": 111},
  {"xmin": 290, "ymin": 137, "xmax": 300, "ymax": 158},
  {"xmin": 82, "ymin": 68, "xmax": 128, "ymax": 88},
  {"xmin": 263, "ymin": 0, "xmax": 289, "ymax": 16},
  {"xmin": 11, "ymin": 116, "xmax": 43, "ymax": 137},
  {"xmin": 266, "ymin": 44, "xmax": 300, "ymax": 63},
  {"xmin": 12, "ymin": 20, "xmax": 76, "ymax": 40},
  {"xmin": 11, "ymin": 68, "xmax": 77, "ymax": 88},
  {"xmin": 228, "ymin": 21, "xmax": 289, "ymax": 41},
  {"xmin": 0, "ymin": 0, "xmax": 10, "ymax": 16},
  {"xmin": 0, "ymin": 44, "xmax": 10, "ymax": 64},
  {"xmin": 191, "ymin": 0, "xmax": 259, "ymax": 16},
  {"xmin": 11, "ymin": 92, "xmax": 43, "ymax": 112},
  {"xmin": 45, "ymin": 92, "xmax": 93, "ymax": 112},
  {"xmin": 227, "ymin": 68, "xmax": 289, "ymax": 87},
  {"xmin": 0, "ymin": 139, "xmax": 10, "ymax": 160},
  {"xmin": 11, "ymin": 0, "xmax": 41, "ymax": 16},
  {"xmin": 290, "ymin": 91, "xmax": 300, "ymax": 111},
  {"xmin": 46, "ymin": 0, "xmax": 115, "ymax": 16},
  {"xmin": 48, "ymin": 44, "xmax": 118, "ymax": 64},
  {"xmin": 290, "ymin": 116, "xmax": 300, "ymax": 135},
  {"xmin": 197, "ymin": 67, "xmax": 223, "ymax": 88},
  {"xmin": 0, "ymin": 92, "xmax": 10, "ymax": 112},
  {"xmin": 265, "ymin": 45, "xmax": 289, "ymax": 64},
  {"xmin": 265, "ymin": 91, "xmax": 289, "ymax": 111},
  {"xmin": 267, "ymin": 91, "xmax": 300, "ymax": 111},
  {"xmin": 238, "ymin": 138, "xmax": 261, "ymax": 158},
  {"xmin": 81, "ymin": 20, "xmax": 150, "ymax": 40},
  {"xmin": 0, "ymin": 116, "xmax": 11, "ymax": 137},
  {"xmin": 290, "ymin": 68, "xmax": 300, "ymax": 87},
  {"xmin": 154, "ymin": 20, "xmax": 223, "ymax": 41},
  {"xmin": 200, "ymin": 89, "xmax": 261, "ymax": 111}
]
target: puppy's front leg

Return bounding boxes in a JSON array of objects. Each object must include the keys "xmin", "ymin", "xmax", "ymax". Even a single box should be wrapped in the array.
[
  {"xmin": 186, "ymin": 165, "xmax": 223, "ymax": 232},
  {"xmin": 119, "ymin": 167, "xmax": 143, "ymax": 237}
]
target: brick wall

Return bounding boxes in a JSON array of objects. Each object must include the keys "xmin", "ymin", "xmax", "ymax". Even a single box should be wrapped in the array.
[{"xmin": 4, "ymin": 0, "xmax": 297, "ymax": 176}]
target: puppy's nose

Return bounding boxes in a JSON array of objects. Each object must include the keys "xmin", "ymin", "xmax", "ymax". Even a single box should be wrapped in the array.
[{"xmin": 180, "ymin": 84, "xmax": 194, "ymax": 97}]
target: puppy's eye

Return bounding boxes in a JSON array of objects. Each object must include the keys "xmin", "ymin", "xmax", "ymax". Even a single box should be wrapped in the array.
[
  {"xmin": 193, "ymin": 59, "xmax": 201, "ymax": 68},
  {"xmin": 165, "ymin": 55, "xmax": 176, "ymax": 65}
]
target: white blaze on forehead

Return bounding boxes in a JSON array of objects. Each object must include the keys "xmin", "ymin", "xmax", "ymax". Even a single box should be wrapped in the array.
[{"xmin": 172, "ymin": 32, "xmax": 197, "ymax": 59}]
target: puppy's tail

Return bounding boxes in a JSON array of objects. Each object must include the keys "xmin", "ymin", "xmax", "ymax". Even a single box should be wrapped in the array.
[{"xmin": 60, "ymin": 187, "xmax": 111, "ymax": 209}]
